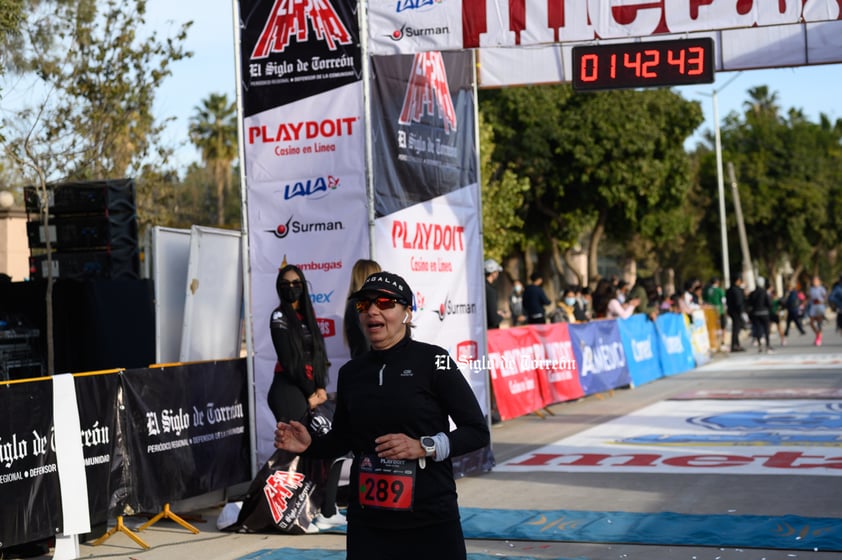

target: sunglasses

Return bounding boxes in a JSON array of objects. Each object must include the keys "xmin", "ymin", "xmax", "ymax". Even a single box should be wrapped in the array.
[{"xmin": 354, "ymin": 296, "xmax": 407, "ymax": 313}]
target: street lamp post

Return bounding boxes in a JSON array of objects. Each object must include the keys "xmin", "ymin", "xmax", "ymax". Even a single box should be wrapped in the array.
[
  {"xmin": 700, "ymin": 72, "xmax": 741, "ymax": 289},
  {"xmin": 712, "ymin": 88, "xmax": 730, "ymax": 290}
]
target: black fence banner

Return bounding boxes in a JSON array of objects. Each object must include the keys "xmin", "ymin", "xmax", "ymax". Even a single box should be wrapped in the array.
[
  {"xmin": 121, "ymin": 359, "xmax": 250, "ymax": 512},
  {"xmin": 0, "ymin": 379, "xmax": 61, "ymax": 547},
  {"xmin": 74, "ymin": 373, "xmax": 125, "ymax": 525}
]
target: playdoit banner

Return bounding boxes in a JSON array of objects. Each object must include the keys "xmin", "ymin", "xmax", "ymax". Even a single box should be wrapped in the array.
[{"xmin": 237, "ymin": 0, "xmax": 369, "ymax": 464}]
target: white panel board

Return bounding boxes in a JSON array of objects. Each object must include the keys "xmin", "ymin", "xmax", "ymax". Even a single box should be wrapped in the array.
[
  {"xmin": 180, "ymin": 226, "xmax": 244, "ymax": 362},
  {"xmin": 151, "ymin": 226, "xmax": 191, "ymax": 364}
]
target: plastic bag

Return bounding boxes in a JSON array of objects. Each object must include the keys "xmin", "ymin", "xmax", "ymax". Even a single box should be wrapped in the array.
[
  {"xmin": 225, "ymin": 448, "xmax": 322, "ymax": 534},
  {"xmin": 224, "ymin": 402, "xmax": 336, "ymax": 534}
]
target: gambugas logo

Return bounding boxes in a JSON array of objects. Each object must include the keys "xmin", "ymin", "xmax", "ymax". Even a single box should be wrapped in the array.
[
  {"xmin": 395, "ymin": 0, "xmax": 443, "ymax": 13},
  {"xmin": 283, "ymin": 176, "xmax": 340, "ymax": 201},
  {"xmin": 268, "ymin": 217, "xmax": 344, "ymax": 239}
]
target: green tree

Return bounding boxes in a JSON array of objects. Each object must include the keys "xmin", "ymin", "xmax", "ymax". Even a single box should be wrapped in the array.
[
  {"xmin": 479, "ymin": 111, "xmax": 529, "ymax": 265},
  {"xmin": 480, "ymin": 85, "xmax": 702, "ymax": 285},
  {"xmin": 189, "ymin": 92, "xmax": 238, "ymax": 226},
  {"xmin": 694, "ymin": 87, "xmax": 842, "ymax": 282},
  {"xmin": 0, "ymin": 0, "xmax": 191, "ymax": 373},
  {"xmin": 1, "ymin": 0, "xmax": 192, "ymax": 181}
]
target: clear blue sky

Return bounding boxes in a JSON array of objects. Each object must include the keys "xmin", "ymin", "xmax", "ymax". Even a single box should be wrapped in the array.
[{"xmin": 151, "ymin": 2, "xmax": 842, "ymax": 169}]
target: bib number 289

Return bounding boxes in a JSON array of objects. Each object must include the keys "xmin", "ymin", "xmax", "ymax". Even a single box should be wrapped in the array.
[
  {"xmin": 357, "ymin": 455, "xmax": 416, "ymax": 511},
  {"xmin": 360, "ymin": 474, "xmax": 412, "ymax": 509}
]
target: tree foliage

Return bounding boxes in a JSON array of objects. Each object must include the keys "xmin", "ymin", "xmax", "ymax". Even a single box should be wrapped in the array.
[
  {"xmin": 189, "ymin": 92, "xmax": 238, "ymax": 226},
  {"xmin": 480, "ymin": 84, "xmax": 703, "ymax": 285},
  {"xmin": 693, "ymin": 86, "xmax": 842, "ymax": 283},
  {"xmin": 1, "ymin": 0, "xmax": 192, "ymax": 184},
  {"xmin": 478, "ymin": 111, "xmax": 529, "ymax": 264}
]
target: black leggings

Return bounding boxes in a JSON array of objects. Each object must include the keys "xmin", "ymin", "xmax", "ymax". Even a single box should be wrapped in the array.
[{"xmin": 347, "ymin": 519, "xmax": 467, "ymax": 560}]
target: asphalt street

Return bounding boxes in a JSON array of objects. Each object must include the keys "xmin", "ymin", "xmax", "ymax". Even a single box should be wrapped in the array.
[{"xmin": 24, "ymin": 323, "xmax": 842, "ymax": 560}]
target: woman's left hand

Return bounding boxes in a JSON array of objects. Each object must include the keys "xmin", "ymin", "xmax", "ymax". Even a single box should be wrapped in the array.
[
  {"xmin": 375, "ymin": 433, "xmax": 425, "ymax": 460},
  {"xmin": 308, "ymin": 389, "xmax": 328, "ymax": 409}
]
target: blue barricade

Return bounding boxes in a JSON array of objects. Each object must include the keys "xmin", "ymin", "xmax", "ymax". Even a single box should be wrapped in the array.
[
  {"xmin": 655, "ymin": 313, "xmax": 697, "ymax": 376},
  {"xmin": 568, "ymin": 320, "xmax": 631, "ymax": 395},
  {"xmin": 617, "ymin": 314, "xmax": 663, "ymax": 387}
]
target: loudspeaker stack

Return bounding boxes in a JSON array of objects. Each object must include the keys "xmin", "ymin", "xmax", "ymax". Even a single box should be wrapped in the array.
[{"xmin": 24, "ymin": 179, "xmax": 140, "ymax": 280}]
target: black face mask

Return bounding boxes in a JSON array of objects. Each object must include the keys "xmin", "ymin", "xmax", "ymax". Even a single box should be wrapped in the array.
[{"xmin": 280, "ymin": 284, "xmax": 303, "ymax": 304}]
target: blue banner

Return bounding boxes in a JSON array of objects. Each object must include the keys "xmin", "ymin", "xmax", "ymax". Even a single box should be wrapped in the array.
[
  {"xmin": 655, "ymin": 313, "xmax": 696, "ymax": 376},
  {"xmin": 568, "ymin": 320, "xmax": 630, "ymax": 395},
  {"xmin": 617, "ymin": 314, "xmax": 663, "ymax": 387}
]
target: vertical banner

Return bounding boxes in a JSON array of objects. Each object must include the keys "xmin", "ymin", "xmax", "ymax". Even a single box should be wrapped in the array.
[
  {"xmin": 568, "ymin": 320, "xmax": 631, "ymax": 395},
  {"xmin": 238, "ymin": 0, "xmax": 368, "ymax": 463},
  {"xmin": 0, "ymin": 380, "xmax": 61, "ymax": 547},
  {"xmin": 121, "ymin": 361, "xmax": 250, "ymax": 512},
  {"xmin": 369, "ymin": 50, "xmax": 485, "ymax": 408},
  {"xmin": 369, "ymin": 51, "xmax": 492, "ymax": 473}
]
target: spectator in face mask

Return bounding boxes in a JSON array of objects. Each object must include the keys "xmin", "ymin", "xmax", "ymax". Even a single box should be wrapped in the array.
[
  {"xmin": 268, "ymin": 264, "xmax": 329, "ymax": 424},
  {"xmin": 550, "ymin": 288, "xmax": 584, "ymax": 323}
]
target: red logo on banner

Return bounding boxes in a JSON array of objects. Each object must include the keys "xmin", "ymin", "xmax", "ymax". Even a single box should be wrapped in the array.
[
  {"xmin": 398, "ymin": 52, "xmax": 457, "ymax": 134},
  {"xmin": 317, "ymin": 318, "xmax": 336, "ymax": 337},
  {"xmin": 456, "ymin": 340, "xmax": 478, "ymax": 362},
  {"xmin": 251, "ymin": 0, "xmax": 353, "ymax": 59}
]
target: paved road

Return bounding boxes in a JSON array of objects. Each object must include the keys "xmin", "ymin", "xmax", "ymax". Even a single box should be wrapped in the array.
[{"xmin": 46, "ymin": 325, "xmax": 842, "ymax": 560}]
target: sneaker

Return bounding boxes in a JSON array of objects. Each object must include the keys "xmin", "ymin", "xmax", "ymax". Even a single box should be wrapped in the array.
[
  {"xmin": 766, "ymin": 346, "xmax": 775, "ymax": 354},
  {"xmin": 304, "ymin": 522, "xmax": 320, "ymax": 534},
  {"xmin": 314, "ymin": 511, "xmax": 346, "ymax": 530},
  {"xmin": 781, "ymin": 337, "xmax": 786, "ymax": 346},
  {"xmin": 816, "ymin": 333, "xmax": 823, "ymax": 346}
]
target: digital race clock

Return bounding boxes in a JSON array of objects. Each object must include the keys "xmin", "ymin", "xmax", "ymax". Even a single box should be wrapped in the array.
[{"xmin": 571, "ymin": 37, "xmax": 715, "ymax": 92}]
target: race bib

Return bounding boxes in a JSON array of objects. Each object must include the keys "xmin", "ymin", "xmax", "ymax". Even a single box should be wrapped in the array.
[{"xmin": 357, "ymin": 454, "xmax": 417, "ymax": 511}]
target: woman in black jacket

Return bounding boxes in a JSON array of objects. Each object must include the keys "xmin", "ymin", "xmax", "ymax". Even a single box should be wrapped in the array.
[
  {"xmin": 274, "ymin": 271, "xmax": 490, "ymax": 559},
  {"xmin": 267, "ymin": 264, "xmax": 329, "ymax": 424}
]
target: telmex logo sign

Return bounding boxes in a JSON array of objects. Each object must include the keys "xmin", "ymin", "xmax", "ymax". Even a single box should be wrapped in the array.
[{"xmin": 251, "ymin": 0, "xmax": 352, "ymax": 58}]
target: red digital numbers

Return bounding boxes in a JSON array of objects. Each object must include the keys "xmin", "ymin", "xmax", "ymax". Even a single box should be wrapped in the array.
[{"xmin": 572, "ymin": 38, "xmax": 714, "ymax": 91}]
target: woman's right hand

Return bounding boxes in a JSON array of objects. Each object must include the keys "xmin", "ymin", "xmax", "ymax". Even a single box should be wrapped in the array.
[{"xmin": 274, "ymin": 420, "xmax": 312, "ymax": 453}]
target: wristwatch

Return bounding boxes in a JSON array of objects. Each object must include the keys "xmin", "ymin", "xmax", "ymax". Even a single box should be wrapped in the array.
[{"xmin": 420, "ymin": 436, "xmax": 436, "ymax": 458}]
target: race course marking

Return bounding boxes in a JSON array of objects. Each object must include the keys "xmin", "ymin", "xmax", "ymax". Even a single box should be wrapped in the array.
[{"xmin": 496, "ymin": 399, "xmax": 842, "ymax": 475}]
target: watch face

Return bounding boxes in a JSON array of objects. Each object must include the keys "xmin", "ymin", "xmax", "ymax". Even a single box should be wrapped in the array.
[{"xmin": 421, "ymin": 437, "xmax": 435, "ymax": 449}]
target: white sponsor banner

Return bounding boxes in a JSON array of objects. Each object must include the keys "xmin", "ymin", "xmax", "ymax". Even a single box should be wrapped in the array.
[
  {"xmin": 246, "ymin": 82, "xmax": 369, "ymax": 464},
  {"xmin": 243, "ymin": 83, "xmax": 364, "ymax": 182},
  {"xmin": 373, "ymin": 184, "xmax": 488, "ymax": 414},
  {"xmin": 496, "ymin": 399, "xmax": 842, "ymax": 476},
  {"xmin": 369, "ymin": 0, "xmax": 842, "ymax": 55}
]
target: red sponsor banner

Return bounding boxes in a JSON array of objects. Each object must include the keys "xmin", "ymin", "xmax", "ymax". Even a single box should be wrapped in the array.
[{"xmin": 486, "ymin": 323, "xmax": 584, "ymax": 421}]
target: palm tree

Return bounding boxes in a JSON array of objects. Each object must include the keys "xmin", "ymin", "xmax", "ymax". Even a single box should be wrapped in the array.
[
  {"xmin": 189, "ymin": 93, "xmax": 237, "ymax": 225},
  {"xmin": 744, "ymin": 86, "xmax": 780, "ymax": 119}
]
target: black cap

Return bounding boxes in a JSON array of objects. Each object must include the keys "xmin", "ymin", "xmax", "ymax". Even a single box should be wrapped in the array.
[{"xmin": 349, "ymin": 271, "xmax": 412, "ymax": 304}]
